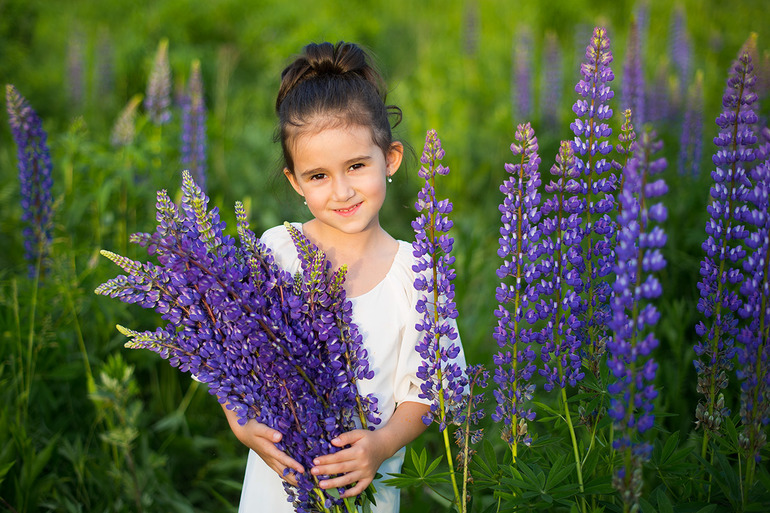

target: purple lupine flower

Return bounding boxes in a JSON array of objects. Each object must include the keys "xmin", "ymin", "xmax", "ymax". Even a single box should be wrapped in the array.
[
  {"xmin": 181, "ymin": 60, "xmax": 208, "ymax": 189},
  {"xmin": 462, "ymin": 0, "xmax": 479, "ymax": 56},
  {"xmin": 694, "ymin": 48, "xmax": 759, "ymax": 441},
  {"xmin": 542, "ymin": 32, "xmax": 563, "ymax": 128},
  {"xmin": 616, "ymin": 109, "xmax": 638, "ymax": 206},
  {"xmin": 6, "ymin": 85, "xmax": 54, "ymax": 277},
  {"xmin": 669, "ymin": 6, "xmax": 691, "ymax": 106},
  {"xmin": 608, "ymin": 129, "xmax": 667, "ymax": 509},
  {"xmin": 622, "ymin": 18, "xmax": 645, "ymax": 126},
  {"xmin": 634, "ymin": 1, "xmax": 650, "ymax": 63},
  {"xmin": 96, "ymin": 171, "xmax": 376, "ymax": 512},
  {"xmin": 570, "ymin": 27, "xmax": 618, "ymax": 359},
  {"xmin": 145, "ymin": 39, "xmax": 172, "ymax": 125},
  {"xmin": 111, "ymin": 94, "xmax": 142, "ymax": 148},
  {"xmin": 646, "ymin": 62, "xmax": 671, "ymax": 123},
  {"xmin": 412, "ymin": 129, "xmax": 466, "ymax": 431},
  {"xmin": 66, "ymin": 29, "xmax": 85, "ymax": 109},
  {"xmin": 736, "ymin": 143, "xmax": 770, "ymax": 468},
  {"xmin": 95, "ymin": 27, "xmax": 115, "ymax": 99},
  {"xmin": 512, "ymin": 29, "xmax": 533, "ymax": 122},
  {"xmin": 679, "ymin": 71, "xmax": 704, "ymax": 176},
  {"xmin": 536, "ymin": 141, "xmax": 586, "ymax": 391},
  {"xmin": 453, "ymin": 364, "xmax": 488, "ymax": 512},
  {"xmin": 491, "ymin": 123, "xmax": 540, "ymax": 454}
]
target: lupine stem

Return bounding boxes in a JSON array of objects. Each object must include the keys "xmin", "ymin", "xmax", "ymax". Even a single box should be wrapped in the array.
[{"xmin": 560, "ymin": 386, "xmax": 586, "ymax": 513}]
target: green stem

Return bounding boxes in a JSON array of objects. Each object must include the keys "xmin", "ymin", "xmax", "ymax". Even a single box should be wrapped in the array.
[
  {"xmin": 560, "ymin": 388, "xmax": 586, "ymax": 513},
  {"xmin": 23, "ymin": 250, "xmax": 43, "ymax": 424}
]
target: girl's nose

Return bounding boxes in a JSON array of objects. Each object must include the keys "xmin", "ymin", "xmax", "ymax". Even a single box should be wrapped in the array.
[{"xmin": 332, "ymin": 175, "xmax": 354, "ymax": 201}]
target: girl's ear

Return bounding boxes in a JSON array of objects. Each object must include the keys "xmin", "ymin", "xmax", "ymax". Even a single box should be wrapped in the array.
[
  {"xmin": 283, "ymin": 168, "xmax": 304, "ymax": 197},
  {"xmin": 386, "ymin": 141, "xmax": 404, "ymax": 177}
]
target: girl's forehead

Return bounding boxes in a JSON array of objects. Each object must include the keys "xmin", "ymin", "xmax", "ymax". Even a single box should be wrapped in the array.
[{"xmin": 290, "ymin": 121, "xmax": 378, "ymax": 152}]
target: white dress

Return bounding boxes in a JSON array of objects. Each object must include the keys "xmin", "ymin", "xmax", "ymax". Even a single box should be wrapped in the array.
[{"xmin": 237, "ymin": 223, "xmax": 464, "ymax": 513}]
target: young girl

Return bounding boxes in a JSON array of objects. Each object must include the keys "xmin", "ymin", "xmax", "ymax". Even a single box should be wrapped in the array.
[{"xmin": 221, "ymin": 41, "xmax": 464, "ymax": 513}]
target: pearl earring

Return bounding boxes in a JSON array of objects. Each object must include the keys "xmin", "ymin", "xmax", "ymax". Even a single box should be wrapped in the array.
[
  {"xmin": 303, "ymin": 199, "xmax": 307, "ymax": 205},
  {"xmin": 387, "ymin": 175, "xmax": 393, "ymax": 183}
]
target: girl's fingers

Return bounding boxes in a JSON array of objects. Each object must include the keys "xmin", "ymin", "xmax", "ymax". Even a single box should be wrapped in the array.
[
  {"xmin": 339, "ymin": 479, "xmax": 370, "ymax": 498},
  {"xmin": 317, "ymin": 472, "xmax": 361, "ymax": 490},
  {"xmin": 311, "ymin": 458, "xmax": 355, "ymax": 477},
  {"xmin": 253, "ymin": 422, "xmax": 282, "ymax": 442}
]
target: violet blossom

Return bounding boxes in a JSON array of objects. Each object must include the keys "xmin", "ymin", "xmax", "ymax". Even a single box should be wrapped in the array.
[
  {"xmin": 512, "ymin": 30, "xmax": 533, "ymax": 122},
  {"xmin": 736, "ymin": 137, "xmax": 770, "ymax": 468},
  {"xmin": 536, "ymin": 140, "xmax": 586, "ymax": 391},
  {"xmin": 491, "ymin": 123, "xmax": 540, "ymax": 453},
  {"xmin": 570, "ymin": 26, "xmax": 618, "ymax": 360},
  {"xmin": 412, "ymin": 129, "xmax": 466, "ymax": 432},
  {"xmin": 6, "ymin": 85, "xmax": 54, "ymax": 277},
  {"xmin": 694, "ymin": 48, "xmax": 758, "ymax": 441},
  {"xmin": 679, "ymin": 71, "xmax": 704, "ymax": 176},
  {"xmin": 96, "ymin": 171, "xmax": 377, "ymax": 512},
  {"xmin": 608, "ymin": 129, "xmax": 668, "ymax": 509},
  {"xmin": 622, "ymin": 18, "xmax": 645, "ymax": 126},
  {"xmin": 145, "ymin": 39, "xmax": 172, "ymax": 125},
  {"xmin": 181, "ymin": 60, "xmax": 208, "ymax": 189}
]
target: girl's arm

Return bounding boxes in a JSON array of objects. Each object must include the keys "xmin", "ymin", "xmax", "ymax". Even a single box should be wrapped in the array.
[
  {"xmin": 221, "ymin": 403, "xmax": 305, "ymax": 486},
  {"xmin": 310, "ymin": 400, "xmax": 430, "ymax": 498}
]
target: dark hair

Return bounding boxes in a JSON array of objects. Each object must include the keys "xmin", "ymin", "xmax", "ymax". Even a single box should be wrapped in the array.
[{"xmin": 275, "ymin": 41, "xmax": 402, "ymax": 172}]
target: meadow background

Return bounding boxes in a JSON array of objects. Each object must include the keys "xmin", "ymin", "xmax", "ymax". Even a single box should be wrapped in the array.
[{"xmin": 1, "ymin": 0, "xmax": 769, "ymax": 511}]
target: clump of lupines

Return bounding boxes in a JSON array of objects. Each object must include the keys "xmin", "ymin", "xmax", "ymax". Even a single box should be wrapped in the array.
[
  {"xmin": 412, "ymin": 129, "xmax": 467, "ymax": 508},
  {"xmin": 679, "ymin": 71, "xmax": 704, "ymax": 176},
  {"xmin": 145, "ymin": 39, "xmax": 172, "ymax": 125},
  {"xmin": 570, "ymin": 26, "xmax": 617, "ymax": 360},
  {"xmin": 694, "ymin": 48, "xmax": 758, "ymax": 451},
  {"xmin": 491, "ymin": 122, "xmax": 540, "ymax": 457},
  {"xmin": 608, "ymin": 128, "xmax": 668, "ymax": 510},
  {"xmin": 6, "ymin": 85, "xmax": 54, "ymax": 277},
  {"xmin": 622, "ymin": 19, "xmax": 645, "ymax": 126},
  {"xmin": 454, "ymin": 364, "xmax": 488, "ymax": 512},
  {"xmin": 736, "ymin": 133, "xmax": 769, "ymax": 479},
  {"xmin": 111, "ymin": 94, "xmax": 142, "ymax": 148},
  {"xmin": 95, "ymin": 171, "xmax": 377, "ymax": 512},
  {"xmin": 181, "ymin": 60, "xmax": 208, "ymax": 189}
]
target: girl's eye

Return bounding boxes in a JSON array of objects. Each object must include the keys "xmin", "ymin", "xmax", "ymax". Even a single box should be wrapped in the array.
[
  {"xmin": 310, "ymin": 173, "xmax": 326, "ymax": 181},
  {"xmin": 349, "ymin": 163, "xmax": 364, "ymax": 171}
]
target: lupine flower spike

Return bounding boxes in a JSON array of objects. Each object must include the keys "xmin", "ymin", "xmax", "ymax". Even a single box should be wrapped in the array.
[
  {"xmin": 570, "ymin": 26, "xmax": 617, "ymax": 369},
  {"xmin": 608, "ymin": 129, "xmax": 668, "ymax": 511},
  {"xmin": 542, "ymin": 32, "xmax": 563, "ymax": 128},
  {"xmin": 679, "ymin": 71, "xmax": 704, "ymax": 176},
  {"xmin": 181, "ymin": 60, "xmax": 208, "ymax": 189},
  {"xmin": 694, "ymin": 46, "xmax": 758, "ymax": 461},
  {"xmin": 512, "ymin": 30, "xmax": 533, "ymax": 122},
  {"xmin": 736, "ymin": 115, "xmax": 769, "ymax": 489},
  {"xmin": 622, "ymin": 19, "xmax": 645, "ymax": 126},
  {"xmin": 491, "ymin": 122, "xmax": 540, "ymax": 462},
  {"xmin": 412, "ymin": 129, "xmax": 467, "ymax": 509},
  {"xmin": 454, "ymin": 365, "xmax": 488, "ymax": 513},
  {"xmin": 96, "ymin": 171, "xmax": 376, "ymax": 513},
  {"xmin": 111, "ymin": 94, "xmax": 143, "ymax": 148},
  {"xmin": 145, "ymin": 39, "xmax": 172, "ymax": 125},
  {"xmin": 6, "ymin": 85, "xmax": 54, "ymax": 278}
]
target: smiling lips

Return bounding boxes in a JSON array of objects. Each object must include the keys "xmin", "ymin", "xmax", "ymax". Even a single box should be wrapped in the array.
[{"xmin": 334, "ymin": 202, "xmax": 362, "ymax": 216}]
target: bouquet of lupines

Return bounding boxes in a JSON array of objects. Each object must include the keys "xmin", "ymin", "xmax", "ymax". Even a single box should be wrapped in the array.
[{"xmin": 96, "ymin": 170, "xmax": 378, "ymax": 513}]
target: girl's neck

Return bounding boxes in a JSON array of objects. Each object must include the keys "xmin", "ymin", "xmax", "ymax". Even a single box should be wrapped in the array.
[{"xmin": 301, "ymin": 219, "xmax": 398, "ymax": 297}]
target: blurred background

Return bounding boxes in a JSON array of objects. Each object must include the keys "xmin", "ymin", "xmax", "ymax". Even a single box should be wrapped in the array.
[{"xmin": 0, "ymin": 0, "xmax": 768, "ymax": 511}]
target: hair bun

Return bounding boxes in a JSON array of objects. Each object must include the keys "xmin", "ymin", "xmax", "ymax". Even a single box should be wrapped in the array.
[{"xmin": 305, "ymin": 42, "xmax": 366, "ymax": 77}]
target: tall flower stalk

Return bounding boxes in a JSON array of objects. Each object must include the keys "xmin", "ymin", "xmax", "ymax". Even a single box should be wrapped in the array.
[
  {"xmin": 737, "ymin": 138, "xmax": 769, "ymax": 496},
  {"xmin": 96, "ymin": 171, "xmax": 377, "ymax": 513},
  {"xmin": 145, "ymin": 39, "xmax": 172, "ymax": 126},
  {"xmin": 6, "ymin": 85, "xmax": 54, "ymax": 278},
  {"xmin": 622, "ymin": 18, "xmax": 645, "ymax": 126},
  {"xmin": 181, "ymin": 60, "xmax": 208, "ymax": 190},
  {"xmin": 412, "ymin": 129, "xmax": 467, "ymax": 510},
  {"xmin": 694, "ymin": 48, "xmax": 758, "ymax": 465},
  {"xmin": 536, "ymin": 140, "xmax": 587, "ymax": 507},
  {"xmin": 679, "ymin": 71, "xmax": 704, "ymax": 176},
  {"xmin": 608, "ymin": 129, "xmax": 667, "ymax": 512},
  {"xmin": 570, "ymin": 27, "xmax": 617, "ymax": 361},
  {"xmin": 491, "ymin": 122, "xmax": 540, "ymax": 463}
]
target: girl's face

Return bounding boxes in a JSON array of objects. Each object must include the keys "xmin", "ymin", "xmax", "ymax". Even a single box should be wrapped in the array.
[{"xmin": 284, "ymin": 123, "xmax": 403, "ymax": 237}]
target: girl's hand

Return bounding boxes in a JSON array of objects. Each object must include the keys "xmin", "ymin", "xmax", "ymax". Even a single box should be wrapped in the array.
[
  {"xmin": 222, "ymin": 404, "xmax": 305, "ymax": 486},
  {"xmin": 310, "ymin": 429, "xmax": 389, "ymax": 498}
]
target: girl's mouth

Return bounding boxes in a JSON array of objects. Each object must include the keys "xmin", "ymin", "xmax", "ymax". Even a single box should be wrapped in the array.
[{"xmin": 334, "ymin": 202, "xmax": 362, "ymax": 217}]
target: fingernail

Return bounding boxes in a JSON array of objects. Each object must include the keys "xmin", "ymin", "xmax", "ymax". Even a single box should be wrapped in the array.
[
  {"xmin": 273, "ymin": 433, "xmax": 281, "ymax": 441},
  {"xmin": 331, "ymin": 438, "xmax": 340, "ymax": 444},
  {"xmin": 313, "ymin": 458, "xmax": 319, "ymax": 465}
]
